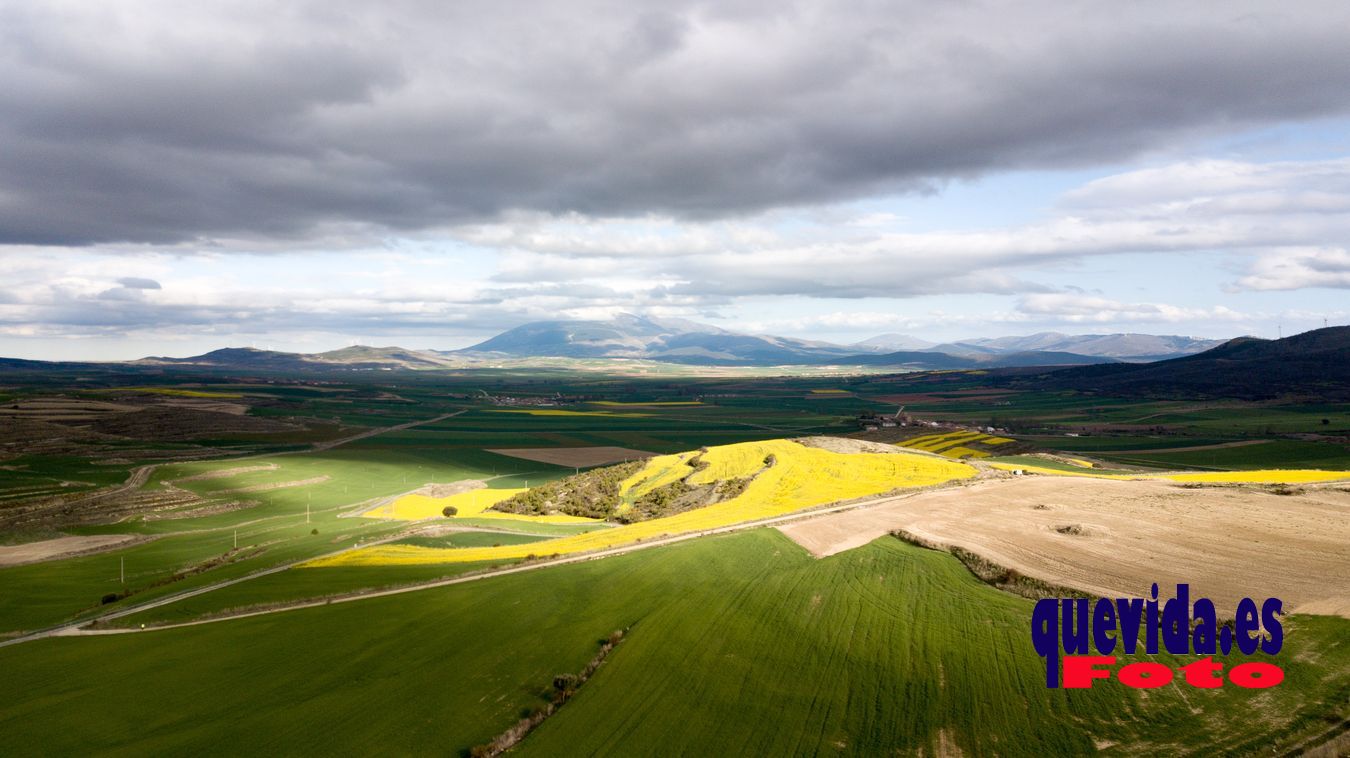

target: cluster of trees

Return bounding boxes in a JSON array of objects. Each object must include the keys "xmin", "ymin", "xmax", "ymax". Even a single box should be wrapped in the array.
[
  {"xmin": 491, "ymin": 461, "xmax": 643, "ymax": 519},
  {"xmin": 714, "ymin": 476, "xmax": 752, "ymax": 499},
  {"xmin": 623, "ymin": 478, "xmax": 696, "ymax": 522},
  {"xmin": 488, "ymin": 450, "xmax": 773, "ymax": 524}
]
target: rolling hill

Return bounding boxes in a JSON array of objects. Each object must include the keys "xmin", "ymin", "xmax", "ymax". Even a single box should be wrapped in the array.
[
  {"xmin": 1035, "ymin": 326, "xmax": 1350, "ymax": 399},
  {"xmin": 839, "ymin": 349, "xmax": 1118, "ymax": 369},
  {"xmin": 455, "ymin": 315, "xmax": 1205, "ymax": 368},
  {"xmin": 138, "ymin": 346, "xmax": 454, "ymax": 371},
  {"xmin": 0, "ymin": 318, "xmax": 1229, "ymax": 372},
  {"xmin": 933, "ymin": 332, "xmax": 1223, "ymax": 360},
  {"xmin": 456, "ymin": 313, "xmax": 862, "ymax": 364}
]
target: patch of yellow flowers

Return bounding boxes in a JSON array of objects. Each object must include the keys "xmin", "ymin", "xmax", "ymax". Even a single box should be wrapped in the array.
[
  {"xmin": 362, "ymin": 487, "xmax": 594, "ymax": 523},
  {"xmin": 987, "ymin": 461, "xmax": 1350, "ymax": 484},
  {"xmin": 303, "ymin": 439, "xmax": 975, "ymax": 568}
]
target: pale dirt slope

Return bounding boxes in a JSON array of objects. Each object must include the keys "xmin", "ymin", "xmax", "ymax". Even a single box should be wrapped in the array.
[
  {"xmin": 0, "ymin": 534, "xmax": 145, "ymax": 566},
  {"xmin": 778, "ymin": 477, "xmax": 1350, "ymax": 617}
]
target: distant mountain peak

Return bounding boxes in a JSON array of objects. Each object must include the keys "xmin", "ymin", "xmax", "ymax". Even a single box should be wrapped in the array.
[{"xmin": 851, "ymin": 333, "xmax": 935, "ymax": 352}]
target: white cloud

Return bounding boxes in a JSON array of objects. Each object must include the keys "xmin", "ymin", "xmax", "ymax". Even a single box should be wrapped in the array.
[
  {"xmin": 5, "ymin": 155, "xmax": 1350, "ymax": 354},
  {"xmin": 446, "ymin": 156, "xmax": 1350, "ymax": 299},
  {"xmin": 1016, "ymin": 294, "xmax": 1249, "ymax": 324},
  {"xmin": 1236, "ymin": 247, "xmax": 1350, "ymax": 290}
]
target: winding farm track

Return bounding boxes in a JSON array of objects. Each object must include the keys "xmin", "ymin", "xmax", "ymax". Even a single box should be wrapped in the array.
[
  {"xmin": 0, "ymin": 410, "xmax": 466, "ymax": 648},
  {"xmin": 13, "ymin": 432, "xmax": 1348, "ymax": 647},
  {"xmin": 55, "ymin": 411, "xmax": 464, "ymax": 512},
  {"xmin": 2, "ymin": 476, "xmax": 984, "ymax": 645}
]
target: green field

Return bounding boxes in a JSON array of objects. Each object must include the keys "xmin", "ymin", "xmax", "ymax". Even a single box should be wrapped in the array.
[
  {"xmin": 4, "ymin": 369, "xmax": 1349, "ymax": 754},
  {"xmin": 1, "ymin": 531, "xmax": 1343, "ymax": 756},
  {"xmin": 0, "ymin": 374, "xmax": 868, "ymax": 636}
]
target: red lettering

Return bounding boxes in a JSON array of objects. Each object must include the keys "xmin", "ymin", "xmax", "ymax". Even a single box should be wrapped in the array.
[
  {"xmin": 1062, "ymin": 655, "xmax": 1115, "ymax": 688},
  {"xmin": 1228, "ymin": 662, "xmax": 1284, "ymax": 689},
  {"xmin": 1118, "ymin": 661, "xmax": 1173, "ymax": 688},
  {"xmin": 1180, "ymin": 657, "xmax": 1225, "ymax": 688}
]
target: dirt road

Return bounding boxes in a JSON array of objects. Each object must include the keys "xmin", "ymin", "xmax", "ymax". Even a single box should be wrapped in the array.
[{"xmin": 0, "ymin": 535, "xmax": 148, "ymax": 567}]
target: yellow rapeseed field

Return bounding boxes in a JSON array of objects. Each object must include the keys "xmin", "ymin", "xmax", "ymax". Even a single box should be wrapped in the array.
[
  {"xmin": 98, "ymin": 386, "xmax": 245, "ymax": 398},
  {"xmin": 987, "ymin": 461, "xmax": 1350, "ymax": 484},
  {"xmin": 303, "ymin": 439, "xmax": 976, "ymax": 568},
  {"xmin": 988, "ymin": 462, "xmax": 1137, "ymax": 479},
  {"xmin": 589, "ymin": 401, "xmax": 703, "ymax": 407},
  {"xmin": 620, "ymin": 452, "xmax": 699, "ymax": 499},
  {"xmin": 488, "ymin": 409, "xmax": 650, "ymax": 418},
  {"xmin": 363, "ymin": 488, "xmax": 598, "ymax": 524},
  {"xmin": 1165, "ymin": 470, "xmax": 1350, "ymax": 484},
  {"xmin": 940, "ymin": 446, "xmax": 989, "ymax": 459},
  {"xmin": 899, "ymin": 431, "xmax": 1013, "ymax": 457}
]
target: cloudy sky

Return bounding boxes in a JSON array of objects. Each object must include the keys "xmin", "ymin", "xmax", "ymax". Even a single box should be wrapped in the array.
[{"xmin": 2, "ymin": 0, "xmax": 1349, "ymax": 360}]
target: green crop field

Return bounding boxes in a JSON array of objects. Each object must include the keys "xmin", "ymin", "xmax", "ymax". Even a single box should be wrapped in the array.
[
  {"xmin": 1088, "ymin": 439, "xmax": 1350, "ymax": 470},
  {"xmin": 4, "ymin": 367, "xmax": 1349, "ymax": 755},
  {"xmin": 1, "ymin": 531, "xmax": 1343, "ymax": 756}
]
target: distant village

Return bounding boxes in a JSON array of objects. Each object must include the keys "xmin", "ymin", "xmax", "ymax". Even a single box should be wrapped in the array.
[{"xmin": 856, "ymin": 406, "xmax": 1005, "ymax": 436}]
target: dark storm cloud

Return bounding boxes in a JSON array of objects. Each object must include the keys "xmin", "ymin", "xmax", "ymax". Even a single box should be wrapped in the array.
[{"xmin": 4, "ymin": 0, "xmax": 1350, "ymax": 246}]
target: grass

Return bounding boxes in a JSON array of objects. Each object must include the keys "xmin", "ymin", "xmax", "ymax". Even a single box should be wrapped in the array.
[
  {"xmin": 0, "ymin": 445, "xmax": 565, "ymax": 635},
  {"xmin": 1, "ymin": 531, "xmax": 1344, "ymax": 756},
  {"xmin": 1090, "ymin": 439, "xmax": 1350, "ymax": 471}
]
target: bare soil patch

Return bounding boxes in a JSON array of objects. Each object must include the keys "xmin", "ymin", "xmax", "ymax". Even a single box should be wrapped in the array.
[
  {"xmin": 0, "ymin": 534, "xmax": 145, "ymax": 566},
  {"xmin": 157, "ymin": 398, "xmax": 250, "ymax": 416},
  {"xmin": 778, "ymin": 477, "xmax": 1350, "ymax": 617},
  {"xmin": 0, "ymin": 399, "xmax": 143, "ymax": 421},
  {"xmin": 411, "ymin": 480, "xmax": 487, "ymax": 498},
  {"xmin": 795, "ymin": 436, "xmax": 909, "ymax": 454},
  {"xmin": 798, "ymin": 435, "xmax": 969, "ymax": 461},
  {"xmin": 349, "ymin": 480, "xmax": 486, "ymax": 517},
  {"xmin": 169, "ymin": 464, "xmax": 279, "ymax": 483},
  {"xmin": 81, "ymin": 406, "xmax": 297, "ymax": 440},
  {"xmin": 487, "ymin": 446, "xmax": 655, "ymax": 467},
  {"xmin": 212, "ymin": 475, "xmax": 330, "ymax": 495}
]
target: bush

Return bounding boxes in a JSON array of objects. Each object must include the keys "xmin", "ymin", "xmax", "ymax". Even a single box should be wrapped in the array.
[
  {"xmin": 100, "ymin": 593, "xmax": 120, "ymax": 605},
  {"xmin": 442, "ymin": 505, "xmax": 459, "ymax": 517},
  {"xmin": 310, "ymin": 528, "xmax": 319, "ymax": 535}
]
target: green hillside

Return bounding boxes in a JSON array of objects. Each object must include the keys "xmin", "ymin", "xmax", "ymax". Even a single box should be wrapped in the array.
[{"xmin": 1, "ymin": 531, "xmax": 1343, "ymax": 756}]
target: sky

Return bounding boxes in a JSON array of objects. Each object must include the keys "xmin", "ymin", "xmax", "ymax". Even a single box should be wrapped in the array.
[{"xmin": 1, "ymin": 1, "xmax": 1349, "ymax": 360}]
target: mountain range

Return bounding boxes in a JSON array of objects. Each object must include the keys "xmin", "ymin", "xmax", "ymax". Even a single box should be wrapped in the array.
[
  {"xmin": 1031, "ymin": 326, "xmax": 1350, "ymax": 400},
  {"xmin": 456, "ymin": 314, "xmax": 1223, "ymax": 367},
  {"xmin": 5, "ymin": 320, "xmax": 1347, "ymax": 401},
  {"xmin": 5, "ymin": 314, "xmax": 1231, "ymax": 372}
]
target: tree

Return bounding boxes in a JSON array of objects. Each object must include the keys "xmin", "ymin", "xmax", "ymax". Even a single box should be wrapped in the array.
[{"xmin": 442, "ymin": 505, "xmax": 458, "ymax": 517}]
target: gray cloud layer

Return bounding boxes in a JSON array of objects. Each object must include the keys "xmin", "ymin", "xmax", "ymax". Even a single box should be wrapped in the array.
[{"xmin": 4, "ymin": 1, "xmax": 1350, "ymax": 246}]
